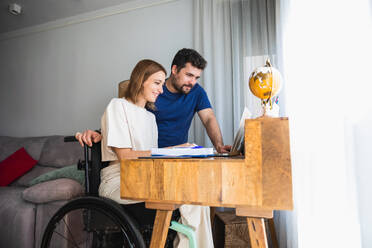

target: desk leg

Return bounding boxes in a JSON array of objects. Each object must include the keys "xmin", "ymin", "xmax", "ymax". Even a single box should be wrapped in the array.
[
  {"xmin": 247, "ymin": 217, "xmax": 268, "ymax": 248},
  {"xmin": 150, "ymin": 209, "xmax": 173, "ymax": 248},
  {"xmin": 210, "ymin": 206, "xmax": 216, "ymax": 227},
  {"xmin": 268, "ymin": 218, "xmax": 279, "ymax": 248}
]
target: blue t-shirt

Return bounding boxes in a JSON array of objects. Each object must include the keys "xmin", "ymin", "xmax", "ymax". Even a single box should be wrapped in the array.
[{"xmin": 148, "ymin": 83, "xmax": 211, "ymax": 147}]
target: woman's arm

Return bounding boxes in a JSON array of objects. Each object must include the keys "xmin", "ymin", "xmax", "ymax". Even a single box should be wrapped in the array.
[
  {"xmin": 113, "ymin": 147, "xmax": 151, "ymax": 160},
  {"xmin": 113, "ymin": 143, "xmax": 196, "ymax": 160}
]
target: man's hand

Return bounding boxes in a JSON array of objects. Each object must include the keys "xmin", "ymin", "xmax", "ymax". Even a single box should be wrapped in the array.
[
  {"xmin": 75, "ymin": 130, "xmax": 102, "ymax": 147},
  {"xmin": 198, "ymin": 108, "xmax": 231, "ymax": 154},
  {"xmin": 216, "ymin": 144, "xmax": 232, "ymax": 154}
]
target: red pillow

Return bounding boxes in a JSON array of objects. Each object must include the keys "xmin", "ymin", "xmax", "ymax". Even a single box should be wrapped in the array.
[{"xmin": 0, "ymin": 147, "xmax": 37, "ymax": 186}]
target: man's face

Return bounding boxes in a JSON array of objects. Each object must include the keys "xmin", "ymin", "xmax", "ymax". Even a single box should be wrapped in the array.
[{"xmin": 170, "ymin": 62, "xmax": 202, "ymax": 94}]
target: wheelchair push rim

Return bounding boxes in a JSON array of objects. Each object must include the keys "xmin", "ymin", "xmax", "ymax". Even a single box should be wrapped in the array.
[{"xmin": 41, "ymin": 196, "xmax": 146, "ymax": 248}]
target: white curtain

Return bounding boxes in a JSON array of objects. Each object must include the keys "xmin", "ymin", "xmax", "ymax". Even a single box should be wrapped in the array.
[
  {"xmin": 190, "ymin": 0, "xmax": 277, "ymax": 146},
  {"xmin": 190, "ymin": 0, "xmax": 234, "ymax": 147},
  {"xmin": 277, "ymin": 0, "xmax": 371, "ymax": 247},
  {"xmin": 193, "ymin": 0, "xmax": 372, "ymax": 247}
]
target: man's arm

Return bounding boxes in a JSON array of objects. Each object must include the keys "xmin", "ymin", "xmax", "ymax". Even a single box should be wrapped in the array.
[{"xmin": 197, "ymin": 108, "xmax": 231, "ymax": 153}]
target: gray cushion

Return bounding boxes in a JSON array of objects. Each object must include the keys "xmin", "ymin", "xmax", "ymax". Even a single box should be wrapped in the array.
[
  {"xmin": 22, "ymin": 178, "xmax": 84, "ymax": 204},
  {"xmin": 10, "ymin": 165, "xmax": 56, "ymax": 187},
  {"xmin": 0, "ymin": 187, "xmax": 35, "ymax": 248},
  {"xmin": 29, "ymin": 164, "xmax": 85, "ymax": 186},
  {"xmin": 0, "ymin": 136, "xmax": 48, "ymax": 161},
  {"xmin": 38, "ymin": 136, "xmax": 83, "ymax": 167}
]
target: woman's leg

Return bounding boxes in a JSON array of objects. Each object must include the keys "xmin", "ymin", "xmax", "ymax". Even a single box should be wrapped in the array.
[{"xmin": 99, "ymin": 163, "xmax": 141, "ymax": 204}]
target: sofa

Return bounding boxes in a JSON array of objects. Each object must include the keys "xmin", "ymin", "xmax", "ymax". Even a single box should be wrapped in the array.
[{"xmin": 0, "ymin": 135, "xmax": 84, "ymax": 248}]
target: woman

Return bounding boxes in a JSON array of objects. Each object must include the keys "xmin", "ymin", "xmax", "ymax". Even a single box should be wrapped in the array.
[
  {"xmin": 98, "ymin": 59, "xmax": 214, "ymax": 248},
  {"xmin": 99, "ymin": 59, "xmax": 165, "ymax": 203}
]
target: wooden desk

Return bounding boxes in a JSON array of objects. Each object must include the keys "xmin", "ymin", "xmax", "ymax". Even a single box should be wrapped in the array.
[{"xmin": 121, "ymin": 118, "xmax": 293, "ymax": 248}]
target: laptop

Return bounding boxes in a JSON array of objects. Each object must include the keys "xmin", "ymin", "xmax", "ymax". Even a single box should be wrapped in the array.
[{"xmin": 213, "ymin": 107, "xmax": 252, "ymax": 157}]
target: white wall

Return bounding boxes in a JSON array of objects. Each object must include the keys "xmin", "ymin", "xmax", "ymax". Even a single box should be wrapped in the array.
[{"xmin": 0, "ymin": 0, "xmax": 193, "ymax": 137}]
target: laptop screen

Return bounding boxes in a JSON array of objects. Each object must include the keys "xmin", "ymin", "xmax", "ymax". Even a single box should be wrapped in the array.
[{"xmin": 230, "ymin": 107, "xmax": 252, "ymax": 153}]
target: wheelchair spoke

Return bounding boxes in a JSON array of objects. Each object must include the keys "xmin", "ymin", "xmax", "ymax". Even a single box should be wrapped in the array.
[
  {"xmin": 84, "ymin": 230, "xmax": 95, "ymax": 248},
  {"xmin": 85, "ymin": 233, "xmax": 89, "ymax": 248},
  {"xmin": 52, "ymin": 230, "xmax": 80, "ymax": 248},
  {"xmin": 61, "ymin": 216, "xmax": 80, "ymax": 247}
]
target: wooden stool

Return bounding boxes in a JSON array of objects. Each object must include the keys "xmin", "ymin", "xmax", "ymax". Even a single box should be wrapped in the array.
[{"xmin": 212, "ymin": 211, "xmax": 278, "ymax": 248}]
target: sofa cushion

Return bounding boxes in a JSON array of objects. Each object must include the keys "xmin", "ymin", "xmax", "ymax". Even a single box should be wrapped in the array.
[
  {"xmin": 0, "ymin": 136, "xmax": 48, "ymax": 161},
  {"xmin": 0, "ymin": 187, "xmax": 35, "ymax": 248},
  {"xmin": 22, "ymin": 178, "xmax": 84, "ymax": 204},
  {"xmin": 10, "ymin": 165, "xmax": 56, "ymax": 187},
  {"xmin": 29, "ymin": 164, "xmax": 85, "ymax": 186},
  {"xmin": 38, "ymin": 136, "xmax": 83, "ymax": 168},
  {"xmin": 0, "ymin": 148, "xmax": 38, "ymax": 186}
]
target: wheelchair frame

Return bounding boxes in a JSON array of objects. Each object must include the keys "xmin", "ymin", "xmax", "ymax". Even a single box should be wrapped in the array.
[{"xmin": 40, "ymin": 137, "xmax": 178, "ymax": 248}]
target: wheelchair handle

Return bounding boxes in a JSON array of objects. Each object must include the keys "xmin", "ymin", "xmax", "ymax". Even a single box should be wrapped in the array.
[
  {"xmin": 64, "ymin": 136, "xmax": 78, "ymax": 142},
  {"xmin": 64, "ymin": 135, "xmax": 90, "ymax": 194}
]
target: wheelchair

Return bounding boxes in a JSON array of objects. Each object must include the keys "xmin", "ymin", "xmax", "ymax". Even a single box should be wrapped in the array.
[{"xmin": 41, "ymin": 136, "xmax": 179, "ymax": 248}]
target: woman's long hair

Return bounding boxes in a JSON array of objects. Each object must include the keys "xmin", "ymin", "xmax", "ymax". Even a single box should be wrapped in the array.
[{"xmin": 124, "ymin": 59, "xmax": 166, "ymax": 110}]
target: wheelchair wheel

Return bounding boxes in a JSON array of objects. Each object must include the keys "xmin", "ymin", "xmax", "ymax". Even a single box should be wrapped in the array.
[{"xmin": 41, "ymin": 196, "xmax": 146, "ymax": 248}]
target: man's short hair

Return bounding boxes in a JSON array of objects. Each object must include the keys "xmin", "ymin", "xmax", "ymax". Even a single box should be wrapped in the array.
[{"xmin": 171, "ymin": 48, "xmax": 207, "ymax": 72}]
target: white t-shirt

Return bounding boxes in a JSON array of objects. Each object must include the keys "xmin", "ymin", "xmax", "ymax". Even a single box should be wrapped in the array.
[{"xmin": 101, "ymin": 98, "xmax": 158, "ymax": 162}]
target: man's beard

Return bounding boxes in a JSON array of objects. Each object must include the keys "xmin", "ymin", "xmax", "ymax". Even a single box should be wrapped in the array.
[{"xmin": 171, "ymin": 77, "xmax": 193, "ymax": 94}]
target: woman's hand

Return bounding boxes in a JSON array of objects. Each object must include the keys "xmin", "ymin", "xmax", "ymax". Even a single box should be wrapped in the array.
[
  {"xmin": 166, "ymin": 143, "xmax": 197, "ymax": 148},
  {"xmin": 75, "ymin": 130, "xmax": 102, "ymax": 147}
]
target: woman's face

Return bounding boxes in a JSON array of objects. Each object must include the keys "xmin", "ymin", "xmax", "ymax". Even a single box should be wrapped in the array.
[{"xmin": 141, "ymin": 71, "xmax": 166, "ymax": 103}]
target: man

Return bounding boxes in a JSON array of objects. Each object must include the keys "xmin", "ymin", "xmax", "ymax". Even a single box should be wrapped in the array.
[
  {"xmin": 76, "ymin": 48, "xmax": 230, "ymax": 247},
  {"xmin": 77, "ymin": 48, "xmax": 231, "ymax": 153}
]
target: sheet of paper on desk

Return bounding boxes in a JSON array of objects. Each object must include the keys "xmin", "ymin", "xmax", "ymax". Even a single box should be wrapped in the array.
[{"xmin": 151, "ymin": 147, "xmax": 214, "ymax": 157}]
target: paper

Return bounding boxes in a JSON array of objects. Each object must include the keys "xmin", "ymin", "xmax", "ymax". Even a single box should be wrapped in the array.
[{"xmin": 151, "ymin": 147, "xmax": 214, "ymax": 157}]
